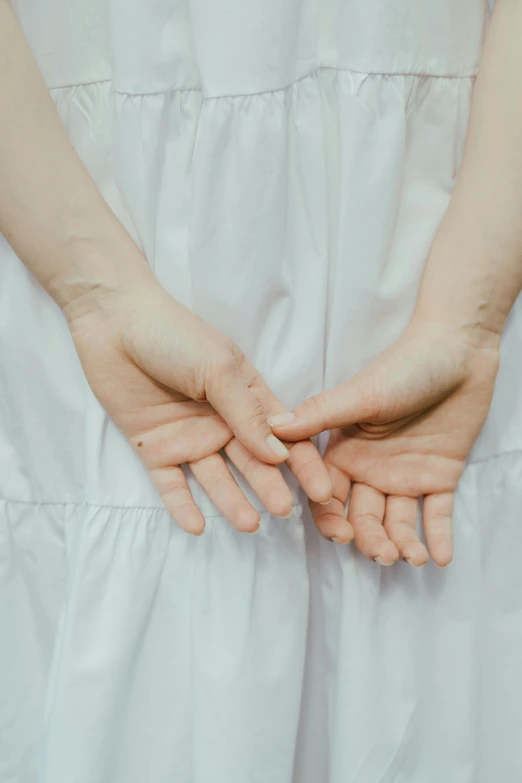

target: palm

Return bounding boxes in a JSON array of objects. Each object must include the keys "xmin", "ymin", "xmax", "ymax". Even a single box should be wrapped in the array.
[
  {"xmin": 274, "ymin": 325, "xmax": 500, "ymax": 566},
  {"xmin": 325, "ymin": 363, "xmax": 494, "ymax": 498},
  {"xmin": 324, "ymin": 333, "xmax": 498, "ymax": 565},
  {"xmin": 85, "ymin": 345, "xmax": 233, "ymax": 462}
]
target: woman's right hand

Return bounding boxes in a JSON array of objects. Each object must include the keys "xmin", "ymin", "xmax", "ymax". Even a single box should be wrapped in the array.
[{"xmin": 65, "ymin": 278, "xmax": 332, "ymax": 534}]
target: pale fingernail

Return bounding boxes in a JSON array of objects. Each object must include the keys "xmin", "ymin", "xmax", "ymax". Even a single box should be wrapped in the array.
[
  {"xmin": 281, "ymin": 509, "xmax": 293, "ymax": 519},
  {"xmin": 266, "ymin": 434, "xmax": 290, "ymax": 459},
  {"xmin": 374, "ymin": 556, "xmax": 393, "ymax": 566},
  {"xmin": 319, "ymin": 495, "xmax": 333, "ymax": 506},
  {"xmin": 268, "ymin": 412, "xmax": 295, "ymax": 427},
  {"xmin": 405, "ymin": 557, "xmax": 423, "ymax": 568},
  {"xmin": 331, "ymin": 536, "xmax": 346, "ymax": 544}
]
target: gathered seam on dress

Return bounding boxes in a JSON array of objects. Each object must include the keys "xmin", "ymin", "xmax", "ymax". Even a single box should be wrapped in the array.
[
  {"xmin": 48, "ymin": 64, "xmax": 477, "ymax": 99},
  {"xmin": 0, "ymin": 496, "xmax": 304, "ymax": 518}
]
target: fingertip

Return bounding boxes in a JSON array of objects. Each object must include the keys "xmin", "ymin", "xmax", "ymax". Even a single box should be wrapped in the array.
[
  {"xmin": 178, "ymin": 519, "xmax": 206, "ymax": 537},
  {"xmin": 237, "ymin": 508, "xmax": 261, "ymax": 534},
  {"xmin": 266, "ymin": 434, "xmax": 290, "ymax": 461},
  {"xmin": 402, "ymin": 543, "xmax": 429, "ymax": 568},
  {"xmin": 262, "ymin": 485, "xmax": 294, "ymax": 519},
  {"xmin": 404, "ymin": 554, "xmax": 429, "ymax": 568},
  {"xmin": 310, "ymin": 484, "xmax": 333, "ymax": 505},
  {"xmin": 169, "ymin": 507, "xmax": 206, "ymax": 537},
  {"xmin": 319, "ymin": 495, "xmax": 333, "ymax": 506},
  {"xmin": 427, "ymin": 534, "xmax": 453, "ymax": 568},
  {"xmin": 312, "ymin": 507, "xmax": 354, "ymax": 544},
  {"xmin": 433, "ymin": 549, "xmax": 453, "ymax": 568},
  {"xmin": 330, "ymin": 527, "xmax": 354, "ymax": 545},
  {"xmin": 270, "ymin": 500, "xmax": 293, "ymax": 519},
  {"xmin": 269, "ymin": 401, "xmax": 323, "ymax": 441},
  {"xmin": 373, "ymin": 542, "xmax": 399, "ymax": 566}
]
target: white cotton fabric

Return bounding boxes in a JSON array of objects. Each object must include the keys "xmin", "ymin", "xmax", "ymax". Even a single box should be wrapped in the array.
[{"xmin": 2, "ymin": 1, "xmax": 522, "ymax": 781}]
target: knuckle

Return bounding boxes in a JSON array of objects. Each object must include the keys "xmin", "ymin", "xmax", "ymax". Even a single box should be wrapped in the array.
[
  {"xmin": 289, "ymin": 452, "xmax": 316, "ymax": 483},
  {"xmin": 245, "ymin": 401, "xmax": 268, "ymax": 431},
  {"xmin": 207, "ymin": 348, "xmax": 238, "ymax": 382},
  {"xmin": 388, "ymin": 531, "xmax": 415, "ymax": 549},
  {"xmin": 151, "ymin": 467, "xmax": 183, "ymax": 495},
  {"xmin": 304, "ymin": 394, "xmax": 327, "ymax": 429},
  {"xmin": 356, "ymin": 421, "xmax": 396, "ymax": 439},
  {"xmin": 237, "ymin": 450, "xmax": 259, "ymax": 476},
  {"xmin": 351, "ymin": 511, "xmax": 382, "ymax": 527},
  {"xmin": 384, "ymin": 517, "xmax": 411, "ymax": 533},
  {"xmin": 230, "ymin": 342, "xmax": 245, "ymax": 367}
]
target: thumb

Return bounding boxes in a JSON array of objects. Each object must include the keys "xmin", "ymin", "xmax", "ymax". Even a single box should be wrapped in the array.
[
  {"xmin": 205, "ymin": 360, "xmax": 291, "ymax": 465},
  {"xmin": 271, "ymin": 328, "xmax": 466, "ymax": 440},
  {"xmin": 270, "ymin": 342, "xmax": 444, "ymax": 440},
  {"xmin": 269, "ymin": 373, "xmax": 384, "ymax": 440}
]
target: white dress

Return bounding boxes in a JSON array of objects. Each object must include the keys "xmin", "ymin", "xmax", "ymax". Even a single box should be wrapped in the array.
[{"xmin": 2, "ymin": 1, "xmax": 522, "ymax": 781}]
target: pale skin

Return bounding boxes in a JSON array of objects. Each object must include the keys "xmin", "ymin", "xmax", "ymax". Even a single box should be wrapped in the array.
[
  {"xmin": 273, "ymin": 0, "xmax": 522, "ymax": 566},
  {"xmin": 1, "ymin": 1, "xmax": 521, "ymax": 557},
  {"xmin": 0, "ymin": 0, "xmax": 333, "ymax": 535}
]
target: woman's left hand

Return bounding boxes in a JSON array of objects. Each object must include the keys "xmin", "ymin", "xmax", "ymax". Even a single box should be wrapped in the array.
[{"xmin": 270, "ymin": 319, "xmax": 500, "ymax": 566}]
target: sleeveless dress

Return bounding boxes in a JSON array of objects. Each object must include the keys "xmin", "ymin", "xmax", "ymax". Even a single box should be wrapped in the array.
[{"xmin": 2, "ymin": 1, "xmax": 522, "ymax": 782}]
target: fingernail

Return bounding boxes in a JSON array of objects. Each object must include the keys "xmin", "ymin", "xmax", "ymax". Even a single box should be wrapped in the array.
[
  {"xmin": 268, "ymin": 412, "xmax": 295, "ymax": 427},
  {"xmin": 281, "ymin": 509, "xmax": 293, "ymax": 519},
  {"xmin": 374, "ymin": 556, "xmax": 393, "ymax": 566},
  {"xmin": 405, "ymin": 557, "xmax": 422, "ymax": 568},
  {"xmin": 266, "ymin": 434, "xmax": 290, "ymax": 459},
  {"xmin": 319, "ymin": 495, "xmax": 333, "ymax": 506},
  {"xmin": 331, "ymin": 536, "xmax": 346, "ymax": 544}
]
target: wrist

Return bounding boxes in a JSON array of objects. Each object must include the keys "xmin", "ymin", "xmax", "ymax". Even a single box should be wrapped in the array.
[
  {"xmin": 408, "ymin": 300, "xmax": 503, "ymax": 363},
  {"xmin": 51, "ymin": 239, "xmax": 157, "ymax": 327},
  {"xmin": 411, "ymin": 297, "xmax": 503, "ymax": 353}
]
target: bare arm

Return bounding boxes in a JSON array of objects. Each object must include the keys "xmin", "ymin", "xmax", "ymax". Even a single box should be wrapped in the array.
[
  {"xmin": 274, "ymin": 0, "xmax": 522, "ymax": 445},
  {"xmin": 272, "ymin": 0, "xmax": 522, "ymax": 565},
  {"xmin": 415, "ymin": 0, "xmax": 522, "ymax": 343},
  {"xmin": 0, "ymin": 0, "xmax": 333, "ymax": 523},
  {"xmin": 0, "ymin": 1, "xmax": 155, "ymax": 311}
]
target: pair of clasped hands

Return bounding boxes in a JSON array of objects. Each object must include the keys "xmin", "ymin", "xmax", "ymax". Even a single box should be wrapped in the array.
[{"xmin": 69, "ymin": 276, "xmax": 499, "ymax": 569}]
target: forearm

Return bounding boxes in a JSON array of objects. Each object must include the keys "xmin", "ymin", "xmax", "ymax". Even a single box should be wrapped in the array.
[
  {"xmin": 415, "ymin": 0, "xmax": 522, "ymax": 345},
  {"xmin": 0, "ymin": 1, "xmax": 155, "ymax": 317}
]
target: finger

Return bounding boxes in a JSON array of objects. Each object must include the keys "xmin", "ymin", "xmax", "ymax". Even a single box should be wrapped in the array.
[
  {"xmin": 189, "ymin": 453, "xmax": 260, "ymax": 533},
  {"xmin": 311, "ymin": 463, "xmax": 354, "ymax": 543},
  {"xmin": 135, "ymin": 408, "xmax": 230, "ymax": 468},
  {"xmin": 205, "ymin": 355, "xmax": 289, "ymax": 465},
  {"xmin": 348, "ymin": 483, "xmax": 399, "ymax": 565},
  {"xmin": 150, "ymin": 465, "xmax": 206, "ymax": 535},
  {"xmin": 240, "ymin": 361, "xmax": 333, "ymax": 503},
  {"xmin": 224, "ymin": 438, "xmax": 294, "ymax": 518},
  {"xmin": 383, "ymin": 496, "xmax": 429, "ymax": 567},
  {"xmin": 286, "ymin": 440, "xmax": 332, "ymax": 504},
  {"xmin": 423, "ymin": 491, "xmax": 454, "ymax": 567},
  {"xmin": 268, "ymin": 373, "xmax": 381, "ymax": 441}
]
